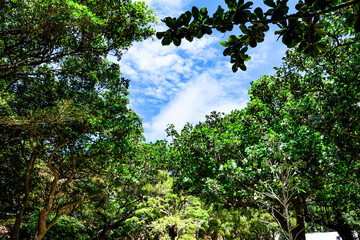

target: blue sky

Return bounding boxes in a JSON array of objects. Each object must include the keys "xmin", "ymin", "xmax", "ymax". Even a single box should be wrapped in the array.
[{"xmin": 119, "ymin": 0, "xmax": 288, "ymax": 142}]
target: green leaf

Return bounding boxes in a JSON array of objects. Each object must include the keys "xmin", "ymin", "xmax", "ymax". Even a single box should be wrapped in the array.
[
  {"xmin": 206, "ymin": 27, "xmax": 212, "ymax": 35},
  {"xmin": 254, "ymin": 7, "xmax": 263, "ymax": 19},
  {"xmin": 314, "ymin": 42, "xmax": 326, "ymax": 52},
  {"xmin": 295, "ymin": 2, "xmax": 305, "ymax": 10},
  {"xmin": 161, "ymin": 36, "xmax": 171, "ymax": 45},
  {"xmin": 264, "ymin": 0, "xmax": 276, "ymax": 8},
  {"xmin": 223, "ymin": 47, "xmax": 232, "ymax": 56},
  {"xmin": 163, "ymin": 17, "xmax": 176, "ymax": 28},
  {"xmin": 192, "ymin": 6, "xmax": 199, "ymax": 20},
  {"xmin": 355, "ymin": 3, "xmax": 360, "ymax": 13},
  {"xmin": 220, "ymin": 41, "xmax": 229, "ymax": 47},
  {"xmin": 225, "ymin": 0, "xmax": 237, "ymax": 10},
  {"xmin": 200, "ymin": 7, "xmax": 208, "ymax": 16},
  {"xmin": 184, "ymin": 11, "xmax": 192, "ymax": 25},
  {"xmin": 232, "ymin": 64, "xmax": 238, "ymax": 72},
  {"xmin": 156, "ymin": 32, "xmax": 165, "ymax": 39},
  {"xmin": 240, "ymin": 24, "xmax": 250, "ymax": 34},
  {"xmin": 314, "ymin": 27, "xmax": 327, "ymax": 36},
  {"xmin": 228, "ymin": 35, "xmax": 238, "ymax": 43},
  {"xmin": 173, "ymin": 37, "xmax": 181, "ymax": 46},
  {"xmin": 214, "ymin": 5, "xmax": 225, "ymax": 18},
  {"xmin": 185, "ymin": 34, "xmax": 194, "ymax": 42},
  {"xmin": 239, "ymin": 63, "xmax": 247, "ymax": 71}
]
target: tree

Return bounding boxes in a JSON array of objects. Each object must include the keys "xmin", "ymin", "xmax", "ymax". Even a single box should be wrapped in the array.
[
  {"xmin": 305, "ymin": 159, "xmax": 360, "ymax": 240},
  {"xmin": 0, "ymin": 1, "xmax": 156, "ymax": 239},
  {"xmin": 167, "ymin": 106, "xmax": 338, "ymax": 240},
  {"xmin": 160, "ymin": 7, "xmax": 360, "ymax": 239},
  {"xmin": 165, "ymin": 39, "xmax": 360, "ymax": 237},
  {"xmin": 87, "ymin": 141, "xmax": 169, "ymax": 240},
  {"xmin": 0, "ymin": 0, "xmax": 155, "ymax": 125},
  {"xmin": 249, "ymin": 42, "xmax": 360, "ymax": 240},
  {"xmin": 130, "ymin": 171, "xmax": 209, "ymax": 240},
  {"xmin": 156, "ymin": 0, "xmax": 360, "ymax": 71},
  {"xmin": 2, "ymin": 78, "xmax": 144, "ymax": 240},
  {"xmin": 193, "ymin": 203, "xmax": 278, "ymax": 240},
  {"xmin": 214, "ymin": 207, "xmax": 278, "ymax": 240}
]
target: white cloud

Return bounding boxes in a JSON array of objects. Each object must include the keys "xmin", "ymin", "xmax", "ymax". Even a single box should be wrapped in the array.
[
  {"xmin": 143, "ymin": 70, "xmax": 249, "ymax": 142},
  {"xmin": 179, "ymin": 36, "xmax": 219, "ymax": 56},
  {"xmin": 246, "ymin": 32, "xmax": 286, "ymax": 74},
  {"xmin": 121, "ymin": 35, "xmax": 223, "ymax": 106},
  {"xmin": 118, "ymin": 10, "xmax": 287, "ymax": 142},
  {"xmin": 144, "ymin": 0, "xmax": 194, "ymax": 18}
]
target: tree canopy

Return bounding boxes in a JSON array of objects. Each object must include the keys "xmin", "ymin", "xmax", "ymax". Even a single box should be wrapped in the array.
[
  {"xmin": 0, "ymin": 0, "xmax": 156, "ymax": 126},
  {"xmin": 0, "ymin": 1, "xmax": 156, "ymax": 239},
  {"xmin": 164, "ymin": 16, "xmax": 360, "ymax": 239},
  {"xmin": 1, "ymin": 0, "xmax": 360, "ymax": 240}
]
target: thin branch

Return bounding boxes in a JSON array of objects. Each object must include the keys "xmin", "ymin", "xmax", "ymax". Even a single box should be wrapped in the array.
[
  {"xmin": 109, "ymin": 205, "xmax": 137, "ymax": 229},
  {"xmin": 47, "ymin": 192, "xmax": 104, "ymax": 230},
  {"xmin": 45, "ymin": 140, "xmax": 70, "ymax": 211},
  {"xmin": 167, "ymin": 0, "xmax": 360, "ymax": 39},
  {"xmin": 257, "ymin": 0, "xmax": 360, "ymax": 25}
]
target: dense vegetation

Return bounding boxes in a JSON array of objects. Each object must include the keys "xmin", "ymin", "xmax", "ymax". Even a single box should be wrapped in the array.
[{"xmin": 1, "ymin": 0, "xmax": 359, "ymax": 240}]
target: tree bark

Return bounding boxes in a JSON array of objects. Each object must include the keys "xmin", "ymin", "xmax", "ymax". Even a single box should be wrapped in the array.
[
  {"xmin": 290, "ymin": 198, "xmax": 306, "ymax": 240},
  {"xmin": 305, "ymin": 210, "xmax": 357, "ymax": 240},
  {"xmin": 99, "ymin": 205, "xmax": 137, "ymax": 240},
  {"xmin": 330, "ymin": 220, "xmax": 356, "ymax": 240},
  {"xmin": 33, "ymin": 210, "xmax": 48, "ymax": 240},
  {"xmin": 271, "ymin": 199, "xmax": 306, "ymax": 240},
  {"xmin": 11, "ymin": 143, "xmax": 40, "ymax": 240},
  {"xmin": 168, "ymin": 224, "xmax": 177, "ymax": 240},
  {"xmin": 337, "ymin": 227, "xmax": 356, "ymax": 240},
  {"xmin": 11, "ymin": 169, "xmax": 30, "ymax": 240},
  {"xmin": 99, "ymin": 226, "xmax": 110, "ymax": 240}
]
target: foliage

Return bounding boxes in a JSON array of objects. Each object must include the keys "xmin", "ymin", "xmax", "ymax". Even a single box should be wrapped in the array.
[
  {"xmin": 89, "ymin": 142, "xmax": 170, "ymax": 240},
  {"xmin": 192, "ymin": 204, "xmax": 278, "ymax": 240},
  {"xmin": 20, "ymin": 214, "xmax": 92, "ymax": 240},
  {"xmin": 167, "ymin": 107, "xmax": 337, "ymax": 240},
  {"xmin": 157, "ymin": 0, "xmax": 360, "ymax": 71},
  {"xmin": 218, "ymin": 208, "xmax": 278, "ymax": 240},
  {"xmin": 0, "ymin": 0, "xmax": 156, "ymax": 239},
  {"xmin": 249, "ymin": 42, "xmax": 360, "ymax": 240},
  {"xmin": 130, "ymin": 171, "xmax": 209, "ymax": 240},
  {"xmin": 164, "ymin": 14, "xmax": 360, "ymax": 240},
  {"xmin": 2, "ymin": 0, "xmax": 360, "ymax": 240},
  {"xmin": 0, "ymin": 0, "xmax": 156, "ymax": 125}
]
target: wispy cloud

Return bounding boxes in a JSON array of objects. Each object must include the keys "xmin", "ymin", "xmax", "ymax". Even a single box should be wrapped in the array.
[
  {"xmin": 145, "ymin": 71, "xmax": 249, "ymax": 141},
  {"xmin": 120, "ymin": 35, "xmax": 222, "ymax": 105},
  {"xmin": 144, "ymin": 0, "xmax": 194, "ymax": 18}
]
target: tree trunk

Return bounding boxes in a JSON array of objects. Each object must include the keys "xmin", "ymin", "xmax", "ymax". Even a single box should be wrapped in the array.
[
  {"xmin": 11, "ymin": 207, "xmax": 25, "ymax": 240},
  {"xmin": 98, "ymin": 205, "xmax": 137, "ymax": 240},
  {"xmin": 305, "ymin": 211, "xmax": 357, "ymax": 240},
  {"xmin": 168, "ymin": 224, "xmax": 177, "ymax": 240},
  {"xmin": 99, "ymin": 225, "xmax": 110, "ymax": 240},
  {"xmin": 271, "ymin": 199, "xmax": 306, "ymax": 240},
  {"xmin": 331, "ymin": 222, "xmax": 356, "ymax": 240},
  {"xmin": 33, "ymin": 210, "xmax": 48, "ymax": 240},
  {"xmin": 292, "ymin": 198, "xmax": 306, "ymax": 240},
  {"xmin": 11, "ymin": 153, "xmax": 35, "ymax": 240},
  {"xmin": 290, "ymin": 223, "xmax": 306, "ymax": 240}
]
